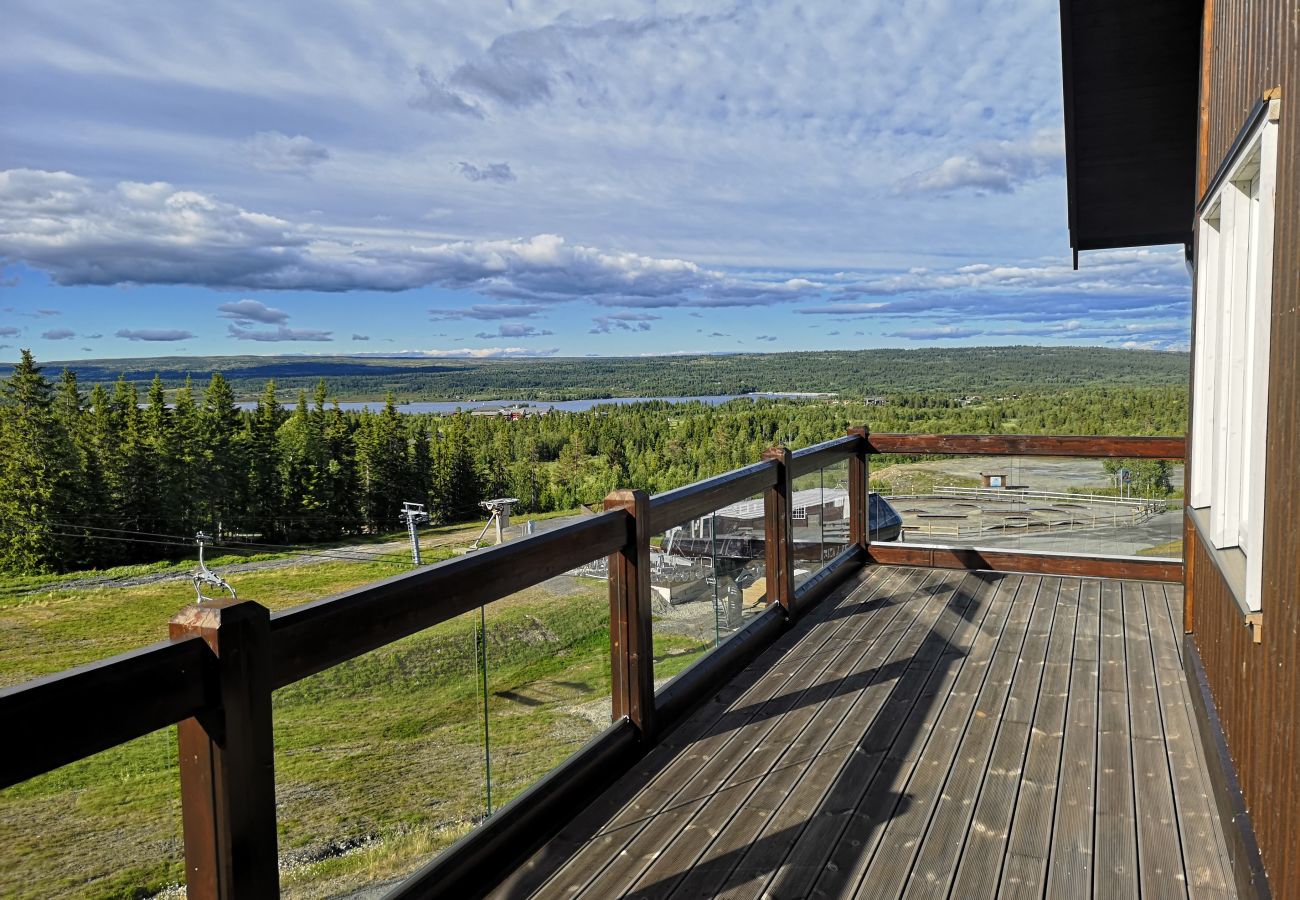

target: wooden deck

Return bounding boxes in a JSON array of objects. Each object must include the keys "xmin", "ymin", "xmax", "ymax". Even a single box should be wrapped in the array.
[{"xmin": 493, "ymin": 566, "xmax": 1235, "ymax": 899}]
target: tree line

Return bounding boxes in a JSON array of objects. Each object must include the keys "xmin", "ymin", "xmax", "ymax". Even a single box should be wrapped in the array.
[
  {"xmin": 54, "ymin": 345, "xmax": 1190, "ymax": 403},
  {"xmin": 0, "ymin": 350, "xmax": 1187, "ymax": 575}
]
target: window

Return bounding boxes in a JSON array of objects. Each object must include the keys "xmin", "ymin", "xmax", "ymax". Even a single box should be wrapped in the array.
[{"xmin": 1190, "ymin": 98, "xmax": 1280, "ymax": 613}]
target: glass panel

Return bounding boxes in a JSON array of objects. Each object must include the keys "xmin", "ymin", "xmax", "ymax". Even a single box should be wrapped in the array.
[
  {"xmin": 650, "ymin": 492, "xmax": 767, "ymax": 685},
  {"xmin": 483, "ymin": 574, "xmax": 612, "ymax": 812},
  {"xmin": 869, "ymin": 455, "xmax": 1183, "ymax": 560},
  {"xmin": 792, "ymin": 459, "xmax": 851, "ymax": 586},
  {"xmin": 0, "ymin": 728, "xmax": 184, "ymax": 898},
  {"xmin": 272, "ymin": 607, "xmax": 487, "ymax": 897}
]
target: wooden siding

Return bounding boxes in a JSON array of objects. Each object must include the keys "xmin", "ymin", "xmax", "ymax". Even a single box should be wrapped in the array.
[{"xmin": 1189, "ymin": 1, "xmax": 1300, "ymax": 898}]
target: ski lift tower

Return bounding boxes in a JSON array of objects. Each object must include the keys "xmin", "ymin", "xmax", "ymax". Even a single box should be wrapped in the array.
[
  {"xmin": 399, "ymin": 501, "xmax": 431, "ymax": 566},
  {"xmin": 473, "ymin": 498, "xmax": 520, "ymax": 549}
]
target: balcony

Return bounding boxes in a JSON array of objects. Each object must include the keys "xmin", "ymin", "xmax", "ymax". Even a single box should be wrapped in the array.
[
  {"xmin": 1, "ymin": 431, "xmax": 1232, "ymax": 898},
  {"xmin": 493, "ymin": 566, "xmax": 1230, "ymax": 898}
]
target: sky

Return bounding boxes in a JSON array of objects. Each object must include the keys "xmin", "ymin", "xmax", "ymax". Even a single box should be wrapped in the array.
[{"xmin": 0, "ymin": 0, "xmax": 1192, "ymax": 362}]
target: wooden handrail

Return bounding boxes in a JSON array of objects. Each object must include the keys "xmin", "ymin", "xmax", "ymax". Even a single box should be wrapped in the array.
[
  {"xmin": 866, "ymin": 433, "xmax": 1185, "ymax": 459},
  {"xmin": 647, "ymin": 459, "xmax": 779, "ymax": 533},
  {"xmin": 865, "ymin": 542, "xmax": 1183, "ymax": 582},
  {"xmin": 269, "ymin": 511, "xmax": 628, "ymax": 688},
  {"xmin": 0, "ymin": 637, "xmax": 214, "ymax": 789},
  {"xmin": 789, "ymin": 433, "xmax": 862, "ymax": 478}
]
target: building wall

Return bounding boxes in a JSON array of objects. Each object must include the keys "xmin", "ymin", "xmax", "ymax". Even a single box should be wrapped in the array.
[{"xmin": 1190, "ymin": 2, "xmax": 1300, "ymax": 896}]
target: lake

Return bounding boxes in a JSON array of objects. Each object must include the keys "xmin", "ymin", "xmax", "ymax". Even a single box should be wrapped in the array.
[{"xmin": 235, "ymin": 392, "xmax": 833, "ymax": 413}]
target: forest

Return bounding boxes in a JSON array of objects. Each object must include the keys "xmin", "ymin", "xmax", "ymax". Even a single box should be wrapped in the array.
[
  {"xmin": 0, "ymin": 350, "xmax": 1188, "ymax": 575},
  {"xmin": 41, "ymin": 345, "xmax": 1190, "ymax": 401}
]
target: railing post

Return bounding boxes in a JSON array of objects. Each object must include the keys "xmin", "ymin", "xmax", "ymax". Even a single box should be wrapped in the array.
[
  {"xmin": 604, "ymin": 489, "xmax": 656, "ymax": 741},
  {"xmin": 847, "ymin": 426, "xmax": 870, "ymax": 553},
  {"xmin": 169, "ymin": 599, "xmax": 279, "ymax": 899},
  {"xmin": 762, "ymin": 447, "xmax": 795, "ymax": 615}
]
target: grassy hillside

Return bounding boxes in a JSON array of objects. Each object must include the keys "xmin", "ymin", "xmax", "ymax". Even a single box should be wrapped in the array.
[
  {"xmin": 0, "ymin": 553, "xmax": 709, "ymax": 898},
  {"xmin": 32, "ymin": 345, "xmax": 1190, "ymax": 401}
]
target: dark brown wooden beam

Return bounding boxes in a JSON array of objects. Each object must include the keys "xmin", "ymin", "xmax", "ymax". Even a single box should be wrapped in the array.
[
  {"xmin": 0, "ymin": 637, "xmax": 213, "ymax": 788},
  {"xmin": 605, "ymin": 490, "xmax": 656, "ymax": 740},
  {"xmin": 763, "ymin": 447, "xmax": 795, "ymax": 615},
  {"xmin": 866, "ymin": 433, "xmax": 1185, "ymax": 459},
  {"xmin": 847, "ymin": 426, "xmax": 869, "ymax": 551},
  {"xmin": 866, "ymin": 542, "xmax": 1183, "ymax": 582},
  {"xmin": 789, "ymin": 434, "xmax": 861, "ymax": 479},
  {"xmin": 269, "ymin": 512, "xmax": 627, "ymax": 689},
  {"xmin": 648, "ymin": 459, "xmax": 779, "ymax": 534},
  {"xmin": 170, "ymin": 600, "xmax": 279, "ymax": 899},
  {"xmin": 1184, "ymin": 512, "xmax": 1197, "ymax": 634}
]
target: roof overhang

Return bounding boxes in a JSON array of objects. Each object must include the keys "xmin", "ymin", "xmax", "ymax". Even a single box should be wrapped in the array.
[{"xmin": 1059, "ymin": 0, "xmax": 1203, "ymax": 260}]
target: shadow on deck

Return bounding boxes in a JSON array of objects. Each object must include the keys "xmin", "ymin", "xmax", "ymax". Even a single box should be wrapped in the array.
[{"xmin": 492, "ymin": 566, "xmax": 1235, "ymax": 899}]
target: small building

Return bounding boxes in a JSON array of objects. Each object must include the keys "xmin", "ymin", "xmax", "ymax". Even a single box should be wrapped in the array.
[{"xmin": 689, "ymin": 487, "xmax": 849, "ymax": 538}]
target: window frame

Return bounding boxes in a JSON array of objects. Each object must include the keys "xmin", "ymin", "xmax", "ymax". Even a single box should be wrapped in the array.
[{"xmin": 1190, "ymin": 98, "xmax": 1279, "ymax": 614}]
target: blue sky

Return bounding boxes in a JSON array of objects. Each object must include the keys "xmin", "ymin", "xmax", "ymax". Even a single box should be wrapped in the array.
[{"xmin": 0, "ymin": 0, "xmax": 1191, "ymax": 361}]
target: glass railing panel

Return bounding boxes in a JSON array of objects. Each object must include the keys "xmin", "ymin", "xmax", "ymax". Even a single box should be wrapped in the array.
[
  {"xmin": 271, "ymin": 606, "xmax": 487, "ymax": 897},
  {"xmin": 482, "ymin": 572, "xmax": 612, "ymax": 813},
  {"xmin": 869, "ymin": 455, "xmax": 1184, "ymax": 560},
  {"xmin": 0, "ymin": 727, "xmax": 184, "ymax": 898},
  {"xmin": 792, "ymin": 459, "xmax": 852, "ymax": 587},
  {"xmin": 650, "ymin": 491, "xmax": 768, "ymax": 685}
]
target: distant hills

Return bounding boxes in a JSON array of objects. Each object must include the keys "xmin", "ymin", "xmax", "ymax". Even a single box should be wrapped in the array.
[{"xmin": 28, "ymin": 346, "xmax": 1190, "ymax": 401}]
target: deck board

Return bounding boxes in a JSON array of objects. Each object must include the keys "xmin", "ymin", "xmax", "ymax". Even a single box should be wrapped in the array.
[{"xmin": 506, "ymin": 566, "xmax": 1238, "ymax": 899}]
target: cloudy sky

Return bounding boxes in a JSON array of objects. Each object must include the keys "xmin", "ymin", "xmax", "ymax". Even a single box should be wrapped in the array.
[{"xmin": 0, "ymin": 0, "xmax": 1191, "ymax": 360}]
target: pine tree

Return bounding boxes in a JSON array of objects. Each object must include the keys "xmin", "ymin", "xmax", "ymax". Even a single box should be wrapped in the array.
[
  {"xmin": 170, "ymin": 378, "xmax": 202, "ymax": 537},
  {"xmin": 108, "ymin": 378, "xmax": 156, "ymax": 557},
  {"xmin": 355, "ymin": 396, "xmax": 409, "ymax": 532},
  {"xmin": 322, "ymin": 396, "xmax": 361, "ymax": 534},
  {"xmin": 431, "ymin": 415, "xmax": 481, "ymax": 523},
  {"xmin": 245, "ymin": 380, "xmax": 284, "ymax": 539},
  {"xmin": 199, "ymin": 373, "xmax": 243, "ymax": 536},
  {"xmin": 143, "ymin": 375, "xmax": 183, "ymax": 539},
  {"xmin": 0, "ymin": 351, "xmax": 80, "ymax": 572},
  {"xmin": 50, "ymin": 369, "xmax": 97, "ymax": 567}
]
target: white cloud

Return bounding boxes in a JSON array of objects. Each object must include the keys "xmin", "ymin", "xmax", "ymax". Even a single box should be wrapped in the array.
[
  {"xmin": 475, "ymin": 323, "xmax": 553, "ymax": 339},
  {"xmin": 895, "ymin": 129, "xmax": 1063, "ymax": 195},
  {"xmin": 889, "ymin": 326, "xmax": 983, "ymax": 340},
  {"xmin": 354, "ymin": 346, "xmax": 559, "ymax": 358},
  {"xmin": 457, "ymin": 161, "xmax": 516, "ymax": 183},
  {"xmin": 217, "ymin": 298, "xmax": 290, "ymax": 325},
  {"xmin": 589, "ymin": 311, "xmax": 660, "ymax": 333},
  {"xmin": 430, "ymin": 304, "xmax": 546, "ymax": 321},
  {"xmin": 116, "ymin": 328, "xmax": 195, "ymax": 341},
  {"xmin": 227, "ymin": 324, "xmax": 333, "ymax": 341},
  {"xmin": 2, "ymin": 0, "xmax": 1072, "ymax": 274},
  {"xmin": 243, "ymin": 132, "xmax": 330, "ymax": 174},
  {"xmin": 41, "ymin": 327, "xmax": 75, "ymax": 339},
  {"xmin": 0, "ymin": 170, "xmax": 823, "ymax": 306}
]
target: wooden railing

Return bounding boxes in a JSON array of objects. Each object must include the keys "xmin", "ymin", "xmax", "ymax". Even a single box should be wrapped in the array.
[{"xmin": 0, "ymin": 429, "xmax": 1183, "ymax": 898}]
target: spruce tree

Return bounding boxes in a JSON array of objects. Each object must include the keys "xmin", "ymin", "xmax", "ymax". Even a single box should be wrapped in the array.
[
  {"xmin": 143, "ymin": 375, "xmax": 183, "ymax": 539},
  {"xmin": 0, "ymin": 351, "xmax": 80, "ymax": 572},
  {"xmin": 199, "ymin": 373, "xmax": 243, "ymax": 536},
  {"xmin": 355, "ymin": 397, "xmax": 409, "ymax": 532},
  {"xmin": 245, "ymin": 380, "xmax": 284, "ymax": 539},
  {"xmin": 170, "ymin": 378, "xmax": 202, "ymax": 537},
  {"xmin": 431, "ymin": 415, "xmax": 481, "ymax": 523}
]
